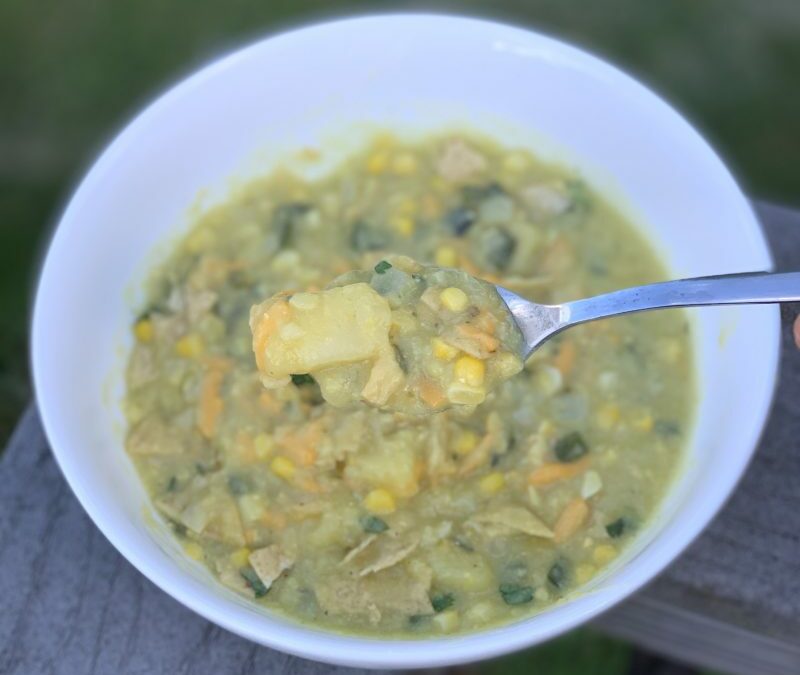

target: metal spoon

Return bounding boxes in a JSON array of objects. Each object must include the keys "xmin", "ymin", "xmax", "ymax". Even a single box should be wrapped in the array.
[{"xmin": 497, "ymin": 271, "xmax": 799, "ymax": 359}]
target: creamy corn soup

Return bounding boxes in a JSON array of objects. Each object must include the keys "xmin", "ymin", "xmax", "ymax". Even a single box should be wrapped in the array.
[
  {"xmin": 250, "ymin": 255, "xmax": 524, "ymax": 414},
  {"xmin": 124, "ymin": 134, "xmax": 693, "ymax": 637}
]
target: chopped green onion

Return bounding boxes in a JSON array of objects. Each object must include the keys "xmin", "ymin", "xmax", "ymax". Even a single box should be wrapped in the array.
[
  {"xmin": 499, "ymin": 583, "xmax": 534, "ymax": 606},
  {"xmin": 290, "ymin": 373, "xmax": 315, "ymax": 386},
  {"xmin": 359, "ymin": 515, "xmax": 389, "ymax": 533},
  {"xmin": 606, "ymin": 517, "xmax": 629, "ymax": 538},
  {"xmin": 554, "ymin": 431, "xmax": 589, "ymax": 463},
  {"xmin": 431, "ymin": 592, "xmax": 455, "ymax": 613},
  {"xmin": 240, "ymin": 567, "xmax": 268, "ymax": 598},
  {"xmin": 547, "ymin": 560, "xmax": 569, "ymax": 589}
]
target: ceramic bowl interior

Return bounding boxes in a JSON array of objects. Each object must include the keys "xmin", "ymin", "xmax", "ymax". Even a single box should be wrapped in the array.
[{"xmin": 31, "ymin": 14, "xmax": 778, "ymax": 669}]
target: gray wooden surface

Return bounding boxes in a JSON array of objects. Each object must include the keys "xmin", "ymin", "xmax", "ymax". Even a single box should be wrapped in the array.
[{"xmin": 1, "ymin": 202, "xmax": 798, "ymax": 675}]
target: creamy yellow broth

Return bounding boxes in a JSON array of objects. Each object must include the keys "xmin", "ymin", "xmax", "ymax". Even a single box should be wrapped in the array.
[{"xmin": 124, "ymin": 134, "xmax": 693, "ymax": 636}]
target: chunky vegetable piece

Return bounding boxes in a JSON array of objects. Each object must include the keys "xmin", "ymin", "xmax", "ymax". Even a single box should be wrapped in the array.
[
  {"xmin": 123, "ymin": 133, "xmax": 693, "ymax": 638},
  {"xmin": 250, "ymin": 256, "xmax": 524, "ymax": 413}
]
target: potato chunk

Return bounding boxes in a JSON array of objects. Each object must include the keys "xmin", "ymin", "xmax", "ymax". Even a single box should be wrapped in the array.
[{"xmin": 250, "ymin": 283, "xmax": 404, "ymax": 406}]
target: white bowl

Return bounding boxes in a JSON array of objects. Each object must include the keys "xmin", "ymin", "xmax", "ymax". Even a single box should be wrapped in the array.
[{"xmin": 32, "ymin": 14, "xmax": 778, "ymax": 669}]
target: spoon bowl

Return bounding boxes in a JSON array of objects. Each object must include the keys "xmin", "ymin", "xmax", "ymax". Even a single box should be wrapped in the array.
[{"xmin": 499, "ymin": 271, "xmax": 800, "ymax": 359}]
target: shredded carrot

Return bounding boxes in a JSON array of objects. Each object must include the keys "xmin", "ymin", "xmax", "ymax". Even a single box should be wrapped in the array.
[
  {"xmin": 418, "ymin": 378, "xmax": 447, "ymax": 408},
  {"xmin": 456, "ymin": 324, "xmax": 499, "ymax": 354},
  {"xmin": 458, "ymin": 432, "xmax": 495, "ymax": 476},
  {"xmin": 234, "ymin": 432, "xmax": 257, "ymax": 464},
  {"xmin": 553, "ymin": 498, "xmax": 590, "ymax": 543},
  {"xmin": 420, "ymin": 194, "xmax": 441, "ymax": 219},
  {"xmin": 277, "ymin": 421, "xmax": 321, "ymax": 467},
  {"xmin": 197, "ymin": 362, "xmax": 230, "ymax": 438},
  {"xmin": 202, "ymin": 355, "xmax": 233, "ymax": 371},
  {"xmin": 295, "ymin": 475, "xmax": 323, "ymax": 494},
  {"xmin": 413, "ymin": 457, "xmax": 429, "ymax": 486},
  {"xmin": 261, "ymin": 511, "xmax": 287, "ymax": 530},
  {"xmin": 251, "ymin": 300, "xmax": 290, "ymax": 371},
  {"xmin": 529, "ymin": 457, "xmax": 590, "ymax": 486},
  {"xmin": 295, "ymin": 446, "xmax": 317, "ymax": 467},
  {"xmin": 258, "ymin": 390, "xmax": 282, "ymax": 414},
  {"xmin": 473, "ymin": 311, "xmax": 497, "ymax": 335},
  {"xmin": 553, "ymin": 340, "xmax": 577, "ymax": 376}
]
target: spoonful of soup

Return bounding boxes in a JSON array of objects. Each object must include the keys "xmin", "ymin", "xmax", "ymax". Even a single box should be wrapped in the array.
[
  {"xmin": 251, "ymin": 256, "xmax": 800, "ymax": 414},
  {"xmin": 250, "ymin": 255, "xmax": 524, "ymax": 414}
]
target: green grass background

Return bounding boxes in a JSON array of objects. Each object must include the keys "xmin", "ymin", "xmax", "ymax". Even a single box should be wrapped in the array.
[{"xmin": 1, "ymin": 2, "xmax": 798, "ymax": 672}]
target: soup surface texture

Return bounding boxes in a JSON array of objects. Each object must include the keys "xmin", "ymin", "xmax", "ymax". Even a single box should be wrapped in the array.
[{"xmin": 124, "ymin": 134, "xmax": 693, "ymax": 636}]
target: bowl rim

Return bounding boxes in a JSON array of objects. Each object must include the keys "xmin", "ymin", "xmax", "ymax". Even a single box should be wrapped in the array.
[{"xmin": 31, "ymin": 12, "xmax": 780, "ymax": 669}]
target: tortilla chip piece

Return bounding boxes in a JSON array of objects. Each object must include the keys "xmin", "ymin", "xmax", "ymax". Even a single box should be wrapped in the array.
[
  {"xmin": 362, "ymin": 566, "xmax": 434, "ymax": 615},
  {"xmin": 358, "ymin": 537, "xmax": 419, "ymax": 577},
  {"xmin": 314, "ymin": 566, "xmax": 432, "ymax": 624},
  {"xmin": 468, "ymin": 505, "xmax": 553, "ymax": 539},
  {"xmin": 340, "ymin": 535, "xmax": 377, "ymax": 566},
  {"xmin": 249, "ymin": 545, "xmax": 294, "ymax": 590},
  {"xmin": 314, "ymin": 577, "xmax": 382, "ymax": 624}
]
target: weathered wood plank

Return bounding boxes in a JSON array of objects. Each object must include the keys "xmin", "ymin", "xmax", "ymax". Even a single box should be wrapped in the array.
[{"xmin": 1, "ymin": 201, "xmax": 798, "ymax": 674}]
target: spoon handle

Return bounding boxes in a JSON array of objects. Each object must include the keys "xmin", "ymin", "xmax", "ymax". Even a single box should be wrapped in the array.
[{"xmin": 563, "ymin": 271, "xmax": 800, "ymax": 326}]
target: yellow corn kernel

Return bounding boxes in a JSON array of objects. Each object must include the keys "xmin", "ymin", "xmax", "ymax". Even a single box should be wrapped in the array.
[
  {"xmin": 440, "ymin": 287, "xmax": 469, "ymax": 312},
  {"xmin": 134, "ymin": 319, "xmax": 154, "ymax": 343},
  {"xmin": 289, "ymin": 185, "xmax": 310, "ymax": 200},
  {"xmin": 659, "ymin": 338, "xmax": 681, "ymax": 364},
  {"xmin": 183, "ymin": 541, "xmax": 204, "ymax": 561},
  {"xmin": 446, "ymin": 382, "xmax": 486, "ymax": 406},
  {"xmin": 596, "ymin": 403, "xmax": 620, "ymax": 430},
  {"xmin": 420, "ymin": 194, "xmax": 441, "ymax": 219},
  {"xmin": 435, "ymin": 245, "xmax": 459, "ymax": 267},
  {"xmin": 396, "ymin": 197, "xmax": 418, "ymax": 216},
  {"xmin": 391, "ymin": 215, "xmax": 415, "ymax": 237},
  {"xmin": 479, "ymin": 471, "xmax": 505, "ymax": 495},
  {"xmin": 254, "ymin": 433, "xmax": 274, "ymax": 460},
  {"xmin": 363, "ymin": 488, "xmax": 396, "ymax": 514},
  {"xmin": 432, "ymin": 609, "xmax": 460, "ymax": 633},
  {"xmin": 432, "ymin": 337, "xmax": 459, "ymax": 361},
  {"xmin": 366, "ymin": 152, "xmax": 388, "ymax": 174},
  {"xmin": 593, "ymin": 544, "xmax": 617, "ymax": 565},
  {"xmin": 454, "ymin": 429, "xmax": 479, "ymax": 455},
  {"xmin": 575, "ymin": 563, "xmax": 596, "ymax": 584},
  {"xmin": 392, "ymin": 152, "xmax": 417, "ymax": 175},
  {"xmin": 185, "ymin": 228, "xmax": 212, "ymax": 253},
  {"xmin": 503, "ymin": 152, "xmax": 529, "ymax": 173},
  {"xmin": 229, "ymin": 547, "xmax": 251, "ymax": 569},
  {"xmin": 454, "ymin": 355, "xmax": 485, "ymax": 387},
  {"xmin": 431, "ymin": 176, "xmax": 448, "ymax": 193},
  {"xmin": 175, "ymin": 334, "xmax": 204, "ymax": 359},
  {"xmin": 632, "ymin": 413, "xmax": 654, "ymax": 432},
  {"xmin": 270, "ymin": 456, "xmax": 296, "ymax": 481}
]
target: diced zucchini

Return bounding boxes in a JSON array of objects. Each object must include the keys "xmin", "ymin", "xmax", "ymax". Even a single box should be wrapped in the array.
[
  {"xmin": 554, "ymin": 431, "xmax": 589, "ymax": 463},
  {"xmin": 498, "ymin": 583, "xmax": 534, "ymax": 606}
]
